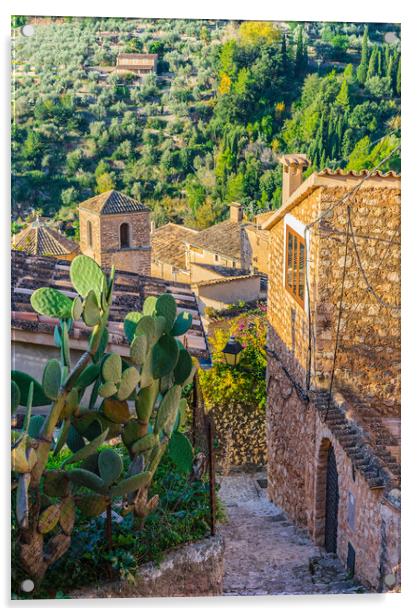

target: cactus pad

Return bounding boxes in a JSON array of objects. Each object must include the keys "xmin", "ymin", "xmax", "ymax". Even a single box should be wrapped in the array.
[
  {"xmin": 59, "ymin": 497, "xmax": 75, "ymax": 534},
  {"xmin": 156, "ymin": 294, "xmax": 177, "ymax": 332},
  {"xmin": 68, "ymin": 468, "xmax": 107, "ymax": 494},
  {"xmin": 142, "ymin": 296, "xmax": 157, "ymax": 316},
  {"xmin": 168, "ymin": 431, "xmax": 194, "ymax": 474},
  {"xmin": 116, "ymin": 367, "xmax": 140, "ymax": 401},
  {"xmin": 110, "ymin": 470, "xmax": 151, "ymax": 498},
  {"xmin": 98, "ymin": 448, "xmax": 123, "ymax": 486},
  {"xmin": 42, "ymin": 359, "xmax": 62, "ymax": 401},
  {"xmin": 103, "ymin": 398, "xmax": 130, "ymax": 423},
  {"xmin": 31, "ymin": 287, "xmax": 73, "ymax": 319},
  {"xmin": 70, "ymin": 255, "xmax": 106, "ymax": 300},
  {"xmin": 124, "ymin": 311, "xmax": 143, "ymax": 343},
  {"xmin": 98, "ymin": 381, "xmax": 118, "ymax": 399},
  {"xmin": 82, "ymin": 290, "xmax": 101, "ymax": 327},
  {"xmin": 155, "ymin": 385, "xmax": 181, "ymax": 433},
  {"xmin": 38, "ymin": 504, "xmax": 61, "ymax": 534},
  {"xmin": 130, "ymin": 334, "xmax": 147, "ymax": 366},
  {"xmin": 71, "ymin": 296, "xmax": 83, "ymax": 321},
  {"xmin": 152, "ymin": 334, "xmax": 179, "ymax": 378},
  {"xmin": 171, "ymin": 311, "xmax": 193, "ymax": 336},
  {"xmin": 102, "ymin": 353, "xmax": 122, "ymax": 384},
  {"xmin": 173, "ymin": 349, "xmax": 193, "ymax": 385}
]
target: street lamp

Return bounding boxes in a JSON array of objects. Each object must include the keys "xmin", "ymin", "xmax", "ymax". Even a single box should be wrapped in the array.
[{"xmin": 222, "ymin": 336, "xmax": 243, "ymax": 367}]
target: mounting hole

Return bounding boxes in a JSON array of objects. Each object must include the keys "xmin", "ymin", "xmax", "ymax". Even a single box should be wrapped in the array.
[
  {"xmin": 22, "ymin": 25, "xmax": 35, "ymax": 37},
  {"xmin": 21, "ymin": 579, "xmax": 35, "ymax": 593}
]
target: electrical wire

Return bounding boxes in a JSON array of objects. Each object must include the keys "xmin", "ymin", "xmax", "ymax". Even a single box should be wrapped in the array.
[
  {"xmin": 303, "ymin": 142, "xmax": 401, "ymax": 393},
  {"xmin": 347, "ymin": 206, "xmax": 401, "ymax": 311},
  {"xmin": 324, "ymin": 206, "xmax": 350, "ymax": 420}
]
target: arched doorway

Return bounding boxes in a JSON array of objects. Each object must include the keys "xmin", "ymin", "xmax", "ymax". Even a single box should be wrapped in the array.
[{"xmin": 324, "ymin": 445, "xmax": 339, "ymax": 553}]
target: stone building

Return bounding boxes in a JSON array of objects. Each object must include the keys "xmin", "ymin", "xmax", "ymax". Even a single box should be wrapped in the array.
[
  {"xmin": 262, "ymin": 154, "xmax": 401, "ymax": 590},
  {"xmin": 150, "ymin": 204, "xmax": 267, "ymax": 312},
  {"xmin": 114, "ymin": 53, "xmax": 158, "ymax": 75},
  {"xmin": 79, "ymin": 190, "xmax": 151, "ymax": 275},
  {"xmin": 151, "ymin": 223, "xmax": 199, "ymax": 283},
  {"xmin": 12, "ymin": 217, "xmax": 79, "ymax": 261}
]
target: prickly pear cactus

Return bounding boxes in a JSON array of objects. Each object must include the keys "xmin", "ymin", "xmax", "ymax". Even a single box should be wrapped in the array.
[{"xmin": 12, "ymin": 253, "xmax": 197, "ymax": 583}]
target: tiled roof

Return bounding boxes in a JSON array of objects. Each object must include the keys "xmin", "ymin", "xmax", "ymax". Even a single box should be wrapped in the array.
[
  {"xmin": 117, "ymin": 53, "xmax": 158, "ymax": 60},
  {"xmin": 11, "ymin": 251, "xmax": 209, "ymax": 361},
  {"xmin": 78, "ymin": 190, "xmax": 149, "ymax": 215},
  {"xmin": 318, "ymin": 168, "xmax": 401, "ymax": 178},
  {"xmin": 192, "ymin": 263, "xmax": 249, "ymax": 277},
  {"xmin": 189, "ymin": 220, "xmax": 244, "ymax": 260},
  {"xmin": 12, "ymin": 219, "xmax": 79, "ymax": 257},
  {"xmin": 151, "ymin": 223, "xmax": 198, "ymax": 270},
  {"xmin": 193, "ymin": 273, "xmax": 260, "ymax": 288},
  {"xmin": 262, "ymin": 168, "xmax": 401, "ymax": 230},
  {"xmin": 279, "ymin": 154, "xmax": 310, "ymax": 167}
]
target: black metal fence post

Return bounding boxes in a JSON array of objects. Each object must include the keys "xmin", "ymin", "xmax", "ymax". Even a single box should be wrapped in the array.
[{"xmin": 206, "ymin": 413, "xmax": 216, "ymax": 536}]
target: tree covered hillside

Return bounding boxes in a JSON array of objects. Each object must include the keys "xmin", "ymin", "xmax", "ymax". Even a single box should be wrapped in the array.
[{"xmin": 11, "ymin": 18, "xmax": 400, "ymax": 237}]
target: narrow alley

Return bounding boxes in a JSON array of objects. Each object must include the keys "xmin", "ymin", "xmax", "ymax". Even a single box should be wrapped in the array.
[{"xmin": 219, "ymin": 473, "xmax": 366, "ymax": 596}]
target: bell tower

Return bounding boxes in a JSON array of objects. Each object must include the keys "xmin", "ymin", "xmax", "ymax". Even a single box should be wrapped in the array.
[{"xmin": 79, "ymin": 190, "xmax": 151, "ymax": 275}]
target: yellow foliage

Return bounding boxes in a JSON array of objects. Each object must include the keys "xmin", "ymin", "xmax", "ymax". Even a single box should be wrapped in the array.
[
  {"xmin": 238, "ymin": 21, "xmax": 280, "ymax": 46},
  {"xmin": 275, "ymin": 101, "xmax": 285, "ymax": 115},
  {"xmin": 218, "ymin": 72, "xmax": 232, "ymax": 95}
]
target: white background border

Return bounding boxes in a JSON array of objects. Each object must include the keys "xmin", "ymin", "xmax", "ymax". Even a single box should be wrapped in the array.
[{"xmin": 1, "ymin": 1, "xmax": 416, "ymax": 614}]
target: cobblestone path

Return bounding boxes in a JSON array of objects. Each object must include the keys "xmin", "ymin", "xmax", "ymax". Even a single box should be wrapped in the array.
[{"xmin": 219, "ymin": 472, "xmax": 366, "ymax": 596}]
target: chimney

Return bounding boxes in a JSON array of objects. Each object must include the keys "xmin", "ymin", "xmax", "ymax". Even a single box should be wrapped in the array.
[
  {"xmin": 229, "ymin": 202, "xmax": 243, "ymax": 223},
  {"xmin": 279, "ymin": 154, "xmax": 310, "ymax": 206}
]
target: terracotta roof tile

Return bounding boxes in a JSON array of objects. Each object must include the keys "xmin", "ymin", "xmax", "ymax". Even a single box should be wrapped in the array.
[
  {"xmin": 318, "ymin": 168, "xmax": 400, "ymax": 178},
  {"xmin": 11, "ymin": 251, "xmax": 209, "ymax": 361},
  {"xmin": 12, "ymin": 219, "xmax": 79, "ymax": 257},
  {"xmin": 78, "ymin": 190, "xmax": 149, "ymax": 215},
  {"xmin": 151, "ymin": 223, "xmax": 198, "ymax": 270},
  {"xmin": 189, "ymin": 220, "xmax": 244, "ymax": 259}
]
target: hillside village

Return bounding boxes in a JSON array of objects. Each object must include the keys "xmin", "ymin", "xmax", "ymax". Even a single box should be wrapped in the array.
[{"xmin": 11, "ymin": 16, "xmax": 401, "ymax": 598}]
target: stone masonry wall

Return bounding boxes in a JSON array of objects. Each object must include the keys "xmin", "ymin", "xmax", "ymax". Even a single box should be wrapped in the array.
[
  {"xmin": 79, "ymin": 208, "xmax": 151, "ymax": 275},
  {"xmin": 266, "ymin": 180, "xmax": 401, "ymax": 590},
  {"xmin": 266, "ymin": 330, "xmax": 400, "ymax": 590},
  {"xmin": 313, "ymin": 186, "xmax": 401, "ymax": 412},
  {"xmin": 79, "ymin": 210, "xmax": 102, "ymax": 263},
  {"xmin": 267, "ymin": 188, "xmax": 322, "ymax": 387}
]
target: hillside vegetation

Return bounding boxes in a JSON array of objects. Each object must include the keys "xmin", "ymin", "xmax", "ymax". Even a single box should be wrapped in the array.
[{"xmin": 11, "ymin": 18, "xmax": 401, "ymax": 237}]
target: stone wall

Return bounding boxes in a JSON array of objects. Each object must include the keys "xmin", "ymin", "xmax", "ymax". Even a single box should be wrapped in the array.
[
  {"xmin": 79, "ymin": 208, "xmax": 151, "ymax": 276},
  {"xmin": 70, "ymin": 535, "xmax": 224, "ymax": 598},
  {"xmin": 313, "ymin": 186, "xmax": 401, "ymax": 411},
  {"xmin": 79, "ymin": 210, "xmax": 102, "ymax": 263},
  {"xmin": 266, "ymin": 329, "xmax": 400, "ymax": 590},
  {"xmin": 265, "ymin": 179, "xmax": 401, "ymax": 590},
  {"xmin": 212, "ymin": 402, "xmax": 266, "ymax": 469}
]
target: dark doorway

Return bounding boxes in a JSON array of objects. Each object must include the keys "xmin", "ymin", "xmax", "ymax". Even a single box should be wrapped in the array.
[
  {"xmin": 120, "ymin": 223, "xmax": 130, "ymax": 248},
  {"xmin": 324, "ymin": 446, "xmax": 339, "ymax": 553}
]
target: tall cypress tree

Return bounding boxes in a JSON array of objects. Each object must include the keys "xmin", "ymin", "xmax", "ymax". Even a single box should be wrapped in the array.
[
  {"xmin": 377, "ymin": 48, "xmax": 382, "ymax": 77},
  {"xmin": 294, "ymin": 26, "xmax": 305, "ymax": 76},
  {"xmin": 357, "ymin": 25, "xmax": 369, "ymax": 84},
  {"xmin": 396, "ymin": 56, "xmax": 401, "ymax": 96},
  {"xmin": 367, "ymin": 45, "xmax": 378, "ymax": 81}
]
